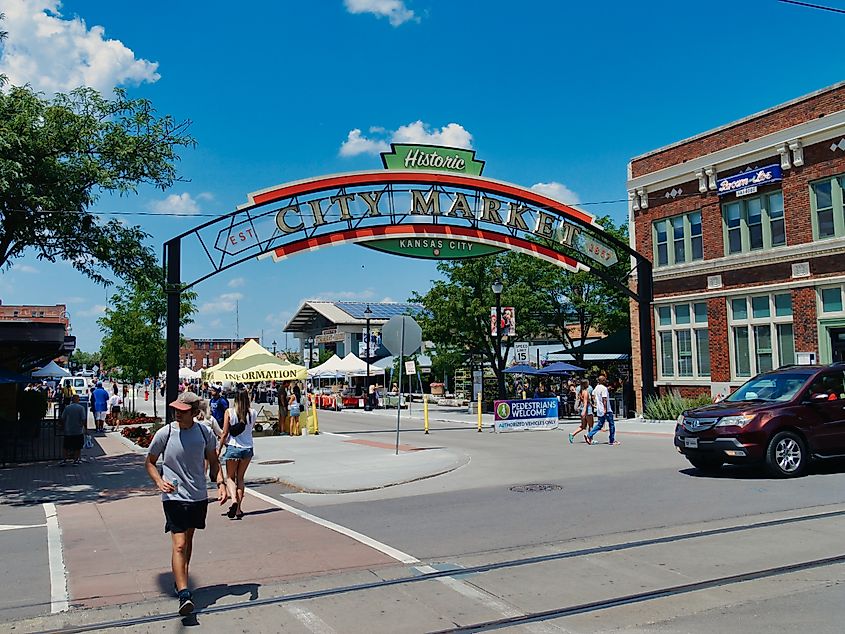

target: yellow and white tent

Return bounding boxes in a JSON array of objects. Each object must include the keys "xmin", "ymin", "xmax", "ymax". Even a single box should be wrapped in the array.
[{"xmin": 202, "ymin": 339, "xmax": 307, "ymax": 383}]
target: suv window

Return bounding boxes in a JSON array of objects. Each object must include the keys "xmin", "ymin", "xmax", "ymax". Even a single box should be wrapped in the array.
[
  {"xmin": 725, "ymin": 372, "xmax": 811, "ymax": 402},
  {"xmin": 806, "ymin": 371, "xmax": 845, "ymax": 401}
]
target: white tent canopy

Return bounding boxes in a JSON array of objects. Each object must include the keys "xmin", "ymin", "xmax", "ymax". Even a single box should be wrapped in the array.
[
  {"xmin": 336, "ymin": 353, "xmax": 384, "ymax": 377},
  {"xmin": 32, "ymin": 360, "xmax": 71, "ymax": 378},
  {"xmin": 179, "ymin": 367, "xmax": 202, "ymax": 380},
  {"xmin": 307, "ymin": 354, "xmax": 344, "ymax": 378}
]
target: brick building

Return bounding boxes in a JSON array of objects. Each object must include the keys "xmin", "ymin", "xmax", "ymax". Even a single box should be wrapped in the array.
[
  {"xmin": 628, "ymin": 82, "xmax": 845, "ymax": 410},
  {"xmin": 0, "ymin": 303, "xmax": 70, "ymax": 334},
  {"xmin": 179, "ymin": 337, "xmax": 259, "ymax": 372}
]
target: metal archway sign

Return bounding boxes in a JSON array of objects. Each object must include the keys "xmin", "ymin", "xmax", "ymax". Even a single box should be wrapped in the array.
[{"xmin": 164, "ymin": 146, "xmax": 654, "ymax": 414}]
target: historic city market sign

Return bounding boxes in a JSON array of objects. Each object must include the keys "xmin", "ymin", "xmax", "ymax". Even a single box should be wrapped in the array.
[
  {"xmin": 717, "ymin": 164, "xmax": 782, "ymax": 198},
  {"xmin": 381, "ymin": 143, "xmax": 485, "ymax": 175},
  {"xmin": 361, "ymin": 237, "xmax": 504, "ymax": 260}
]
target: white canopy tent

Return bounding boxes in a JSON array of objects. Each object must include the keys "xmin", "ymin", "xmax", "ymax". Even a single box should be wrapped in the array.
[
  {"xmin": 307, "ymin": 354, "xmax": 344, "ymax": 378},
  {"xmin": 32, "ymin": 360, "xmax": 71, "ymax": 378},
  {"xmin": 179, "ymin": 367, "xmax": 202, "ymax": 380},
  {"xmin": 336, "ymin": 353, "xmax": 384, "ymax": 377}
]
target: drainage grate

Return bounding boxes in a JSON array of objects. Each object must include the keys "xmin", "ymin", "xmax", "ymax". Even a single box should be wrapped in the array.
[
  {"xmin": 509, "ymin": 484, "xmax": 563, "ymax": 493},
  {"xmin": 258, "ymin": 459, "xmax": 295, "ymax": 465}
]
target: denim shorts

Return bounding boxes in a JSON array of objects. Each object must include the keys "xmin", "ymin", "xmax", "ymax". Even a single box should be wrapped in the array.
[{"xmin": 224, "ymin": 446, "xmax": 254, "ymax": 460}]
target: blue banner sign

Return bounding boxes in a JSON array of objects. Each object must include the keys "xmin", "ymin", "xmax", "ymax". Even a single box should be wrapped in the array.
[
  {"xmin": 493, "ymin": 398, "xmax": 559, "ymax": 432},
  {"xmin": 717, "ymin": 164, "xmax": 782, "ymax": 197}
]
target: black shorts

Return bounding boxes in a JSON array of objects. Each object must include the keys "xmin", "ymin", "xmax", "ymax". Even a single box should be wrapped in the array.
[
  {"xmin": 63, "ymin": 434, "xmax": 84, "ymax": 451},
  {"xmin": 163, "ymin": 499, "xmax": 209, "ymax": 533}
]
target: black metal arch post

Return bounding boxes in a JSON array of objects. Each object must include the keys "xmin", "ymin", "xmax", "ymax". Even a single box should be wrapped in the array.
[
  {"xmin": 165, "ymin": 238, "xmax": 181, "ymax": 422},
  {"xmin": 637, "ymin": 258, "xmax": 655, "ymax": 405}
]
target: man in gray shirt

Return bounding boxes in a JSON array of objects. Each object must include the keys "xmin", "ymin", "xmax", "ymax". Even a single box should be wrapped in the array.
[
  {"xmin": 60, "ymin": 394, "xmax": 86, "ymax": 465},
  {"xmin": 146, "ymin": 391, "xmax": 228, "ymax": 616}
]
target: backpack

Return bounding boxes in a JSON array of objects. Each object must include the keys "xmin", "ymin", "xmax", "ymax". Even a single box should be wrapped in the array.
[{"xmin": 228, "ymin": 409, "xmax": 248, "ymax": 437}]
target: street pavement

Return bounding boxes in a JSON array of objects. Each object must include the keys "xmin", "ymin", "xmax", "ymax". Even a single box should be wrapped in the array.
[{"xmin": 3, "ymin": 398, "xmax": 845, "ymax": 633}]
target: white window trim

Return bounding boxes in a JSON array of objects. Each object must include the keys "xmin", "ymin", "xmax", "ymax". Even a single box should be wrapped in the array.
[
  {"xmin": 655, "ymin": 302, "xmax": 710, "ymax": 380},
  {"xmin": 727, "ymin": 293, "xmax": 794, "ymax": 381}
]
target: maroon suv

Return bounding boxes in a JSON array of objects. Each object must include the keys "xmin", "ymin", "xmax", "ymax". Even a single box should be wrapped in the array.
[{"xmin": 674, "ymin": 364, "xmax": 845, "ymax": 477}]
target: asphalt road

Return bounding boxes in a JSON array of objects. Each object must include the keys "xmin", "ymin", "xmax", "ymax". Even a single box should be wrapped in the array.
[{"xmin": 5, "ymin": 404, "xmax": 845, "ymax": 633}]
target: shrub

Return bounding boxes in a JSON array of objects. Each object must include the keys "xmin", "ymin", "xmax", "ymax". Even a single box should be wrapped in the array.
[{"xmin": 643, "ymin": 391, "xmax": 713, "ymax": 421}]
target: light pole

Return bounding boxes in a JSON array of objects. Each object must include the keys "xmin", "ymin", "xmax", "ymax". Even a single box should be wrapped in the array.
[
  {"xmin": 492, "ymin": 279, "xmax": 505, "ymax": 400},
  {"xmin": 272, "ymin": 340, "xmax": 277, "ymax": 355},
  {"xmin": 307, "ymin": 337, "xmax": 314, "ymax": 369},
  {"xmin": 364, "ymin": 304, "xmax": 373, "ymax": 411}
]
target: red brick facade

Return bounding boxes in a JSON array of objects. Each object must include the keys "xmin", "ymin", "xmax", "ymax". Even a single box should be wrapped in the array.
[
  {"xmin": 178, "ymin": 337, "xmax": 259, "ymax": 372},
  {"xmin": 0, "ymin": 303, "xmax": 70, "ymax": 334},
  {"xmin": 629, "ymin": 82, "xmax": 845, "ymax": 410}
]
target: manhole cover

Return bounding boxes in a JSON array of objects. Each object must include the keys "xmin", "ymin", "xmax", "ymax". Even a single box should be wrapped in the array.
[
  {"xmin": 509, "ymin": 484, "xmax": 562, "ymax": 493},
  {"xmin": 258, "ymin": 459, "xmax": 295, "ymax": 465}
]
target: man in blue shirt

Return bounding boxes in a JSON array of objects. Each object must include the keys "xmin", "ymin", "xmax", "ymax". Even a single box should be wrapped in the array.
[
  {"xmin": 209, "ymin": 385, "xmax": 228, "ymax": 427},
  {"xmin": 91, "ymin": 381, "xmax": 110, "ymax": 433}
]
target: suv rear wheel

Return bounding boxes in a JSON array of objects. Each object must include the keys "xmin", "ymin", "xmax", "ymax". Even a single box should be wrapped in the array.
[
  {"xmin": 686, "ymin": 455, "xmax": 723, "ymax": 473},
  {"xmin": 766, "ymin": 431, "xmax": 807, "ymax": 478}
]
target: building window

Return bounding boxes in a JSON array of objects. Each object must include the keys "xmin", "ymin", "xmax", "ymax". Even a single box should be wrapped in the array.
[
  {"xmin": 722, "ymin": 191, "xmax": 785, "ymax": 255},
  {"xmin": 656, "ymin": 301, "xmax": 710, "ymax": 379},
  {"xmin": 820, "ymin": 284, "xmax": 845, "ymax": 314},
  {"xmin": 652, "ymin": 211, "xmax": 703, "ymax": 267},
  {"xmin": 729, "ymin": 293, "xmax": 794, "ymax": 379},
  {"xmin": 13, "ymin": 311, "xmax": 19, "ymax": 317},
  {"xmin": 811, "ymin": 177, "xmax": 845, "ymax": 239}
]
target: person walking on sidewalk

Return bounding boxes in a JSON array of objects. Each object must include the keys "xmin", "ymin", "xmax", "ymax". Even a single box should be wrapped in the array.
[
  {"xmin": 145, "ymin": 392, "xmax": 228, "ymax": 616},
  {"xmin": 60, "ymin": 394, "xmax": 86, "ymax": 465},
  {"xmin": 570, "ymin": 378, "xmax": 594, "ymax": 444},
  {"xmin": 585, "ymin": 376, "xmax": 620, "ymax": 446},
  {"xmin": 220, "ymin": 387, "xmax": 256, "ymax": 520},
  {"xmin": 91, "ymin": 382, "xmax": 109, "ymax": 433}
]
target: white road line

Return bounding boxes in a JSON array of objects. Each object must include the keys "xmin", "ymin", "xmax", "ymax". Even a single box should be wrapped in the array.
[
  {"xmin": 321, "ymin": 432, "xmax": 350, "ymax": 438},
  {"xmin": 245, "ymin": 487, "xmax": 419, "ymax": 564},
  {"xmin": 285, "ymin": 604, "xmax": 338, "ymax": 633},
  {"xmin": 0, "ymin": 523, "xmax": 47, "ymax": 531},
  {"xmin": 43, "ymin": 502, "xmax": 69, "ymax": 613}
]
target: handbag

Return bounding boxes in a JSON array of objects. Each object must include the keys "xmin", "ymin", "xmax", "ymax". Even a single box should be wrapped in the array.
[{"xmin": 229, "ymin": 409, "xmax": 247, "ymax": 436}]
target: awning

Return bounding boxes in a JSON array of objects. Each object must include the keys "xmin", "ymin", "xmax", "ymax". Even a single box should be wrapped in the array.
[{"xmin": 552, "ymin": 330, "xmax": 632, "ymax": 356}]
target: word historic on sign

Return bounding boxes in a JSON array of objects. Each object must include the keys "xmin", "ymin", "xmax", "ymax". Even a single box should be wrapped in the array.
[{"xmin": 274, "ymin": 189, "xmax": 585, "ymax": 252}]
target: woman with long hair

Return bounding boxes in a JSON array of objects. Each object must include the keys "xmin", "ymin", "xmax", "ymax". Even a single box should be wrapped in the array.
[
  {"xmin": 220, "ymin": 387, "xmax": 256, "ymax": 519},
  {"xmin": 288, "ymin": 382, "xmax": 302, "ymax": 435}
]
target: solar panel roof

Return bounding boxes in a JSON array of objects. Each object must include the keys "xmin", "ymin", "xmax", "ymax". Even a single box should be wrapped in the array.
[{"xmin": 335, "ymin": 302, "xmax": 424, "ymax": 320}]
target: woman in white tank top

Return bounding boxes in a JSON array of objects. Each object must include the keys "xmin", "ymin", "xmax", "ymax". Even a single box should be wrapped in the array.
[{"xmin": 220, "ymin": 388, "xmax": 256, "ymax": 520}]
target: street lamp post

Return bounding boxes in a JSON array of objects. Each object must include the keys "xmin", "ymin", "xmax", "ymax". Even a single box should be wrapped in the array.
[
  {"xmin": 492, "ymin": 279, "xmax": 505, "ymax": 400},
  {"xmin": 307, "ymin": 337, "xmax": 314, "ymax": 369},
  {"xmin": 364, "ymin": 304, "xmax": 373, "ymax": 411},
  {"xmin": 272, "ymin": 340, "xmax": 277, "ymax": 355}
]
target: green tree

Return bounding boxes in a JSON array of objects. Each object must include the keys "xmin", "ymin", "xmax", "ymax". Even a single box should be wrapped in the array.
[
  {"xmin": 0, "ymin": 83, "xmax": 195, "ymax": 284},
  {"xmin": 411, "ymin": 252, "xmax": 550, "ymax": 400},
  {"xmin": 539, "ymin": 216, "xmax": 631, "ymax": 364},
  {"xmin": 70, "ymin": 349, "xmax": 100, "ymax": 372},
  {"xmin": 98, "ymin": 272, "xmax": 196, "ymax": 419}
]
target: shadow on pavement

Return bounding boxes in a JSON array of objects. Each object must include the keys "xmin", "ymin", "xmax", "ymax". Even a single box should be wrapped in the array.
[
  {"xmin": 0, "ymin": 442, "xmax": 153, "ymax": 506},
  {"xmin": 679, "ymin": 458, "xmax": 845, "ymax": 480},
  {"xmin": 155, "ymin": 573, "xmax": 260, "ymax": 609}
]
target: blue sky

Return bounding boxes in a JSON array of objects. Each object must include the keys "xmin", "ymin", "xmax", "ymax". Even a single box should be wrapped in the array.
[{"xmin": 1, "ymin": 0, "xmax": 843, "ymax": 352}]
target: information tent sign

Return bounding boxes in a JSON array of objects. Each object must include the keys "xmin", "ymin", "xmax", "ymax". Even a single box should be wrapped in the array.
[{"xmin": 493, "ymin": 398, "xmax": 559, "ymax": 433}]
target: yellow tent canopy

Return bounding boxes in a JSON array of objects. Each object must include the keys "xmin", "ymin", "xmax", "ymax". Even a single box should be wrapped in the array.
[{"xmin": 202, "ymin": 339, "xmax": 307, "ymax": 383}]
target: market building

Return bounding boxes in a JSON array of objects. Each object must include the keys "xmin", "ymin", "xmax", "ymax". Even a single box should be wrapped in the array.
[
  {"xmin": 628, "ymin": 82, "xmax": 845, "ymax": 408},
  {"xmin": 284, "ymin": 301, "xmax": 424, "ymax": 366}
]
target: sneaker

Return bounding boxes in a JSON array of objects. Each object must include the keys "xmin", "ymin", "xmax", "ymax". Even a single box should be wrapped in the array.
[
  {"xmin": 568, "ymin": 433, "xmax": 574, "ymax": 444},
  {"xmin": 178, "ymin": 590, "xmax": 194, "ymax": 616},
  {"xmin": 610, "ymin": 441, "xmax": 622, "ymax": 446},
  {"xmin": 584, "ymin": 436, "xmax": 592, "ymax": 445}
]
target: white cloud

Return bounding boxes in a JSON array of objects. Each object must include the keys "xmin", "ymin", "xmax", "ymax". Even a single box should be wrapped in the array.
[
  {"xmin": 12, "ymin": 263, "xmax": 38, "ymax": 273},
  {"xmin": 0, "ymin": 0, "xmax": 160, "ymax": 95},
  {"xmin": 265, "ymin": 310, "xmax": 293, "ymax": 328},
  {"xmin": 201, "ymin": 292, "xmax": 243, "ymax": 313},
  {"xmin": 77, "ymin": 304, "xmax": 105, "ymax": 317},
  {"xmin": 308, "ymin": 289, "xmax": 376, "ymax": 302},
  {"xmin": 227, "ymin": 277, "xmax": 246, "ymax": 288},
  {"xmin": 344, "ymin": 0, "xmax": 417, "ymax": 26},
  {"xmin": 339, "ymin": 129, "xmax": 390, "ymax": 157},
  {"xmin": 149, "ymin": 192, "xmax": 209, "ymax": 215},
  {"xmin": 530, "ymin": 181, "xmax": 581, "ymax": 205},
  {"xmin": 339, "ymin": 121, "xmax": 473, "ymax": 157},
  {"xmin": 65, "ymin": 296, "xmax": 85, "ymax": 304}
]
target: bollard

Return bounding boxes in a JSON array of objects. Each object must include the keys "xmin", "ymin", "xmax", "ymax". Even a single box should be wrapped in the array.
[
  {"xmin": 477, "ymin": 393, "xmax": 482, "ymax": 432},
  {"xmin": 424, "ymin": 395, "xmax": 429, "ymax": 434},
  {"xmin": 521, "ymin": 391, "xmax": 526, "ymax": 400},
  {"xmin": 312, "ymin": 397, "xmax": 319, "ymax": 435}
]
